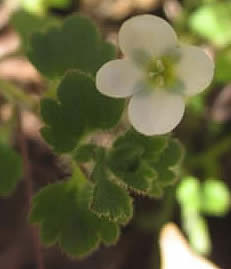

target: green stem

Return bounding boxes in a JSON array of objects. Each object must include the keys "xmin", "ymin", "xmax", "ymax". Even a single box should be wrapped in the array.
[{"xmin": 0, "ymin": 79, "xmax": 36, "ymax": 110}]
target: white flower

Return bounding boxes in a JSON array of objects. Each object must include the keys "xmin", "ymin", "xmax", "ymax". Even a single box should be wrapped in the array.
[{"xmin": 96, "ymin": 15, "xmax": 214, "ymax": 135}]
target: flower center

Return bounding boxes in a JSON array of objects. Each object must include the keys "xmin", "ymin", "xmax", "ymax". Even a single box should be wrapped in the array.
[{"xmin": 146, "ymin": 56, "xmax": 176, "ymax": 88}]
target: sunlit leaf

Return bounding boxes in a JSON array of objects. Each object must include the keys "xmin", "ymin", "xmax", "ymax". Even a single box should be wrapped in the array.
[{"xmin": 189, "ymin": 3, "xmax": 231, "ymax": 46}]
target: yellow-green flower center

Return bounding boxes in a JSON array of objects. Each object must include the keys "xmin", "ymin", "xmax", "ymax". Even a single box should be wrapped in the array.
[{"xmin": 146, "ymin": 56, "xmax": 176, "ymax": 88}]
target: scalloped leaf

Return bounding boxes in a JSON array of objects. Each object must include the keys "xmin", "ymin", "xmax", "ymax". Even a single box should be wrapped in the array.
[
  {"xmin": 108, "ymin": 132, "xmax": 183, "ymax": 198},
  {"xmin": 107, "ymin": 129, "xmax": 167, "ymax": 193},
  {"xmin": 113, "ymin": 129, "xmax": 168, "ymax": 161},
  {"xmin": 27, "ymin": 15, "xmax": 116, "ymax": 78},
  {"xmin": 11, "ymin": 10, "xmax": 59, "ymax": 48},
  {"xmin": 91, "ymin": 163, "xmax": 133, "ymax": 225},
  {"xmin": 148, "ymin": 180, "xmax": 163, "ymax": 198},
  {"xmin": 0, "ymin": 142, "xmax": 22, "ymax": 196},
  {"xmin": 40, "ymin": 71, "xmax": 124, "ymax": 152},
  {"xmin": 153, "ymin": 138, "xmax": 184, "ymax": 188},
  {"xmin": 30, "ymin": 167, "xmax": 119, "ymax": 257}
]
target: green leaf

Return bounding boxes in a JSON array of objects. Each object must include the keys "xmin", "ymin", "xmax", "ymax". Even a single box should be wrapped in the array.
[
  {"xmin": 107, "ymin": 131, "xmax": 183, "ymax": 197},
  {"xmin": 0, "ymin": 142, "xmax": 22, "ymax": 196},
  {"xmin": 107, "ymin": 129, "xmax": 167, "ymax": 194},
  {"xmin": 148, "ymin": 180, "xmax": 163, "ymax": 198},
  {"xmin": 91, "ymin": 163, "xmax": 133, "ymax": 225},
  {"xmin": 216, "ymin": 48, "xmax": 231, "ymax": 82},
  {"xmin": 100, "ymin": 219, "xmax": 120, "ymax": 245},
  {"xmin": 40, "ymin": 71, "xmax": 124, "ymax": 152},
  {"xmin": 145, "ymin": 138, "xmax": 184, "ymax": 198},
  {"xmin": 113, "ymin": 129, "xmax": 167, "ymax": 161},
  {"xmin": 153, "ymin": 138, "xmax": 184, "ymax": 188},
  {"xmin": 108, "ymin": 146, "xmax": 155, "ymax": 193},
  {"xmin": 201, "ymin": 179, "xmax": 230, "ymax": 216},
  {"xmin": 73, "ymin": 144, "xmax": 100, "ymax": 163},
  {"xmin": 27, "ymin": 15, "xmax": 116, "ymax": 78},
  {"xmin": 30, "ymin": 166, "xmax": 119, "ymax": 257},
  {"xmin": 40, "ymin": 97, "xmax": 82, "ymax": 153},
  {"xmin": 189, "ymin": 2, "xmax": 231, "ymax": 46},
  {"xmin": 40, "ymin": 126, "xmax": 78, "ymax": 153},
  {"xmin": 11, "ymin": 10, "xmax": 59, "ymax": 48}
]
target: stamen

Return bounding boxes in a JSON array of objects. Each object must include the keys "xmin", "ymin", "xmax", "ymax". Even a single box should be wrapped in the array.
[{"xmin": 146, "ymin": 56, "xmax": 177, "ymax": 89}]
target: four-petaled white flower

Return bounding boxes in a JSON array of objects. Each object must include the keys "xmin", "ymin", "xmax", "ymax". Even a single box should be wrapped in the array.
[{"xmin": 96, "ymin": 15, "xmax": 214, "ymax": 135}]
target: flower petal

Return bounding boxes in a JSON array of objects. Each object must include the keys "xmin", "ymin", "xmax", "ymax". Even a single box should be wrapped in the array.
[
  {"xmin": 175, "ymin": 45, "xmax": 214, "ymax": 96},
  {"xmin": 96, "ymin": 59, "xmax": 143, "ymax": 98},
  {"xmin": 119, "ymin": 15, "xmax": 178, "ymax": 61},
  {"xmin": 128, "ymin": 90, "xmax": 185, "ymax": 135}
]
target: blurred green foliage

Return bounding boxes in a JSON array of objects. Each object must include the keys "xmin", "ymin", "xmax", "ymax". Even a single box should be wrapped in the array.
[
  {"xmin": 177, "ymin": 177, "xmax": 230, "ymax": 254},
  {"xmin": 189, "ymin": 2, "xmax": 231, "ymax": 47},
  {"xmin": 201, "ymin": 179, "xmax": 231, "ymax": 216},
  {"xmin": 216, "ymin": 48, "xmax": 231, "ymax": 83},
  {"xmin": 21, "ymin": 0, "xmax": 72, "ymax": 14}
]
